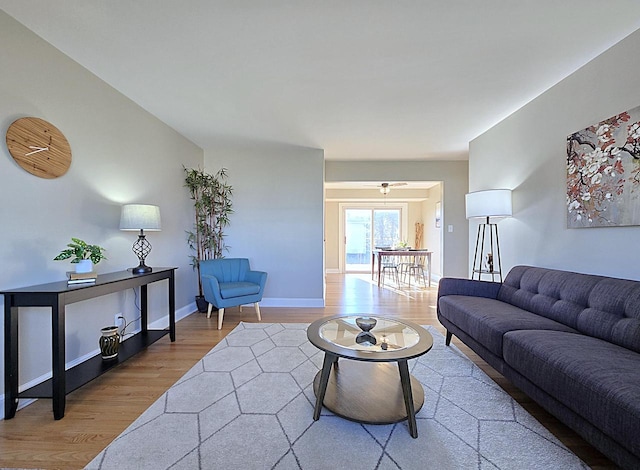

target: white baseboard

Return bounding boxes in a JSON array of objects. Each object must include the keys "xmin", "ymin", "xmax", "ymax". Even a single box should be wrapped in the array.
[
  {"xmin": 148, "ymin": 301, "xmax": 196, "ymax": 329},
  {"xmin": 0, "ymin": 346, "xmax": 100, "ymax": 420},
  {"xmin": 0, "ymin": 397, "xmax": 36, "ymax": 419},
  {"xmin": 1, "ymin": 302, "xmax": 198, "ymax": 420},
  {"xmin": 430, "ymin": 273, "xmax": 442, "ymax": 286}
]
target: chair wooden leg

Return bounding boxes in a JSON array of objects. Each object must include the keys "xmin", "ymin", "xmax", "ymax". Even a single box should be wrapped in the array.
[
  {"xmin": 254, "ymin": 302, "xmax": 261, "ymax": 321},
  {"xmin": 206, "ymin": 303, "xmax": 213, "ymax": 319},
  {"xmin": 217, "ymin": 308, "xmax": 225, "ymax": 330},
  {"xmin": 239, "ymin": 304, "xmax": 243, "ymax": 313}
]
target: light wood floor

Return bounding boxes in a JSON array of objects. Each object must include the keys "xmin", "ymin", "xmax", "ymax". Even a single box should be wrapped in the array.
[{"xmin": 0, "ymin": 274, "xmax": 616, "ymax": 469}]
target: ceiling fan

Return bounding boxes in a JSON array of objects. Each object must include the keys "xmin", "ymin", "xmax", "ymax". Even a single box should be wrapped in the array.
[{"xmin": 378, "ymin": 182, "xmax": 407, "ymax": 194}]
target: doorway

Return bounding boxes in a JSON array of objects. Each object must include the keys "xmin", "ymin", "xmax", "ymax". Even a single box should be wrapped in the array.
[{"xmin": 326, "ymin": 182, "xmax": 443, "ymax": 280}]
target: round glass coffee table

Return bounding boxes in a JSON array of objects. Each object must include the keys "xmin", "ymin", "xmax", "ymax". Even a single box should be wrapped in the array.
[{"xmin": 307, "ymin": 315, "xmax": 433, "ymax": 438}]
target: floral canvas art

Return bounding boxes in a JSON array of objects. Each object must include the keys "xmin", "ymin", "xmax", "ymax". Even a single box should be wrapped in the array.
[{"xmin": 567, "ymin": 106, "xmax": 640, "ymax": 228}]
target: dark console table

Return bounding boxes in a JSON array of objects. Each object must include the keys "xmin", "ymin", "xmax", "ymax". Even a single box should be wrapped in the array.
[{"xmin": 3, "ymin": 267, "xmax": 176, "ymax": 420}]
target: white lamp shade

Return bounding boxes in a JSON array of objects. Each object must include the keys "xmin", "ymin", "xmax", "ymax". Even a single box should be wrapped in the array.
[
  {"xmin": 119, "ymin": 204, "xmax": 162, "ymax": 231},
  {"xmin": 465, "ymin": 189, "xmax": 512, "ymax": 219}
]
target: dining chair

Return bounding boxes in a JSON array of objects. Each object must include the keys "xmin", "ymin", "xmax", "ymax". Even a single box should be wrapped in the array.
[
  {"xmin": 380, "ymin": 254, "xmax": 400, "ymax": 285},
  {"xmin": 403, "ymin": 254, "xmax": 427, "ymax": 287}
]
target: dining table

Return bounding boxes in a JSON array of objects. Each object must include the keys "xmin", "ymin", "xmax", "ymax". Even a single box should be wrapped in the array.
[{"xmin": 371, "ymin": 249, "xmax": 433, "ymax": 287}]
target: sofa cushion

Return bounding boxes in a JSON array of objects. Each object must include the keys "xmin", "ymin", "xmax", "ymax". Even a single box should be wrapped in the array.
[
  {"xmin": 498, "ymin": 266, "xmax": 640, "ymax": 353},
  {"xmin": 578, "ymin": 278, "xmax": 640, "ymax": 354},
  {"xmin": 438, "ymin": 295, "xmax": 578, "ymax": 356},
  {"xmin": 497, "ymin": 266, "xmax": 601, "ymax": 329},
  {"xmin": 219, "ymin": 282, "xmax": 260, "ymax": 299},
  {"xmin": 503, "ymin": 330, "xmax": 640, "ymax": 457}
]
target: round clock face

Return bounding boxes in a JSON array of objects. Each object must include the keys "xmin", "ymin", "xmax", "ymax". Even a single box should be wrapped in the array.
[{"xmin": 5, "ymin": 117, "xmax": 72, "ymax": 179}]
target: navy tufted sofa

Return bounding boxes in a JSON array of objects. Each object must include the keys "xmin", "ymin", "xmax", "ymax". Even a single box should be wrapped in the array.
[{"xmin": 437, "ymin": 265, "xmax": 640, "ymax": 469}]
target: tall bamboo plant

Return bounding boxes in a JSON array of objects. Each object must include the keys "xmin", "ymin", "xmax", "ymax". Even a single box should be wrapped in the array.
[{"xmin": 184, "ymin": 166, "xmax": 233, "ymax": 298}]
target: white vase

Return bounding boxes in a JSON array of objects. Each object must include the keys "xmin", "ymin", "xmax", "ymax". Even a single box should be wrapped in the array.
[{"xmin": 75, "ymin": 259, "xmax": 93, "ymax": 273}]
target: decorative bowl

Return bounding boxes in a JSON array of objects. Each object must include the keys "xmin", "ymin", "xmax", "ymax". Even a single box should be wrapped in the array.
[{"xmin": 355, "ymin": 317, "xmax": 377, "ymax": 332}]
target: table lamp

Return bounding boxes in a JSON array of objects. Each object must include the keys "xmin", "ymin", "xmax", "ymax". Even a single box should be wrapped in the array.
[
  {"xmin": 465, "ymin": 189, "xmax": 512, "ymax": 281},
  {"xmin": 119, "ymin": 204, "xmax": 161, "ymax": 274}
]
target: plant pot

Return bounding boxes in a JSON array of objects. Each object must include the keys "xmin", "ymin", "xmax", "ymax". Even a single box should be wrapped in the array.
[
  {"xmin": 99, "ymin": 326, "xmax": 120, "ymax": 360},
  {"xmin": 195, "ymin": 295, "xmax": 209, "ymax": 313},
  {"xmin": 75, "ymin": 259, "xmax": 93, "ymax": 274}
]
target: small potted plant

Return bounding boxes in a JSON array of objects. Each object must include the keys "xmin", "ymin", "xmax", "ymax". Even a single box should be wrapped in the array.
[{"xmin": 54, "ymin": 237, "xmax": 106, "ymax": 273}]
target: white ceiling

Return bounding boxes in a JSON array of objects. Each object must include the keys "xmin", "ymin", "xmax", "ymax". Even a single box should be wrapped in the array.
[{"xmin": 2, "ymin": 1, "xmax": 640, "ymax": 161}]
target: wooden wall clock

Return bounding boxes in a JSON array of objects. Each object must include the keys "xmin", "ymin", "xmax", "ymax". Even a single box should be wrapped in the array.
[{"xmin": 5, "ymin": 117, "xmax": 72, "ymax": 178}]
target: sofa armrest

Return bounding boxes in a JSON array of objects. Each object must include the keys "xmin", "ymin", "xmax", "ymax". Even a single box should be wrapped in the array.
[
  {"xmin": 245, "ymin": 270, "xmax": 268, "ymax": 291},
  {"xmin": 202, "ymin": 274, "xmax": 224, "ymax": 306},
  {"xmin": 437, "ymin": 277, "xmax": 501, "ymax": 300}
]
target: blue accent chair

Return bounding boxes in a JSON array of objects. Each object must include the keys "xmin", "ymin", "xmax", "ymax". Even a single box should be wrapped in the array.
[{"xmin": 200, "ymin": 258, "xmax": 268, "ymax": 330}]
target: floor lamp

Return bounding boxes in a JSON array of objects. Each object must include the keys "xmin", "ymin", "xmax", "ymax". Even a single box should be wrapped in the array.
[{"xmin": 465, "ymin": 189, "xmax": 512, "ymax": 282}]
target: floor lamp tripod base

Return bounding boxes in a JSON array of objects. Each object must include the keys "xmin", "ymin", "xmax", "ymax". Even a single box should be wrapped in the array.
[{"xmin": 471, "ymin": 217, "xmax": 503, "ymax": 282}]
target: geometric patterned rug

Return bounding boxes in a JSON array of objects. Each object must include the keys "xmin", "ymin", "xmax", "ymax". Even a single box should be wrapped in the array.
[{"xmin": 85, "ymin": 322, "xmax": 587, "ymax": 470}]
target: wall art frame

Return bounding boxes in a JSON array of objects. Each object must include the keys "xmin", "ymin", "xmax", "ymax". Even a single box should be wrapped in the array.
[{"xmin": 567, "ymin": 105, "xmax": 640, "ymax": 228}]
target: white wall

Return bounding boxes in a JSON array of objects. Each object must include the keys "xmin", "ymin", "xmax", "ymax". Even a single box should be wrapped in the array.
[
  {"xmin": 325, "ymin": 161, "xmax": 469, "ymax": 277},
  {"xmin": 204, "ymin": 140, "xmax": 325, "ymax": 306},
  {"xmin": 0, "ymin": 11, "xmax": 203, "ymax": 418},
  {"xmin": 470, "ymin": 29, "xmax": 640, "ymax": 280}
]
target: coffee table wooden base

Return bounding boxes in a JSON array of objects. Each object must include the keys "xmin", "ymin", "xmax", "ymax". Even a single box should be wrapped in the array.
[{"xmin": 312, "ymin": 360, "xmax": 424, "ymax": 428}]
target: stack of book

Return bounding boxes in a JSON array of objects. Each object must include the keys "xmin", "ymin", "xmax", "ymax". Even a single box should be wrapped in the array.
[{"xmin": 67, "ymin": 271, "xmax": 97, "ymax": 285}]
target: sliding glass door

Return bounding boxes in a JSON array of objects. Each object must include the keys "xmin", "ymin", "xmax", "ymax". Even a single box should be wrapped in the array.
[
  {"xmin": 345, "ymin": 209, "xmax": 371, "ymax": 272},
  {"xmin": 344, "ymin": 207, "xmax": 401, "ymax": 272},
  {"xmin": 373, "ymin": 209, "xmax": 401, "ymax": 248}
]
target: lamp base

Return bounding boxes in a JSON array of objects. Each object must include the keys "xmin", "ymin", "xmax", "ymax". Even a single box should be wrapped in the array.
[
  {"xmin": 132, "ymin": 264, "xmax": 152, "ymax": 274},
  {"xmin": 130, "ymin": 233, "xmax": 153, "ymax": 274},
  {"xmin": 471, "ymin": 222, "xmax": 503, "ymax": 282}
]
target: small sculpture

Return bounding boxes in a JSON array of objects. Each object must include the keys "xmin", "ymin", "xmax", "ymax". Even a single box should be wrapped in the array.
[
  {"xmin": 355, "ymin": 317, "xmax": 377, "ymax": 332},
  {"xmin": 486, "ymin": 252, "xmax": 494, "ymax": 273},
  {"xmin": 355, "ymin": 317, "xmax": 377, "ymax": 346}
]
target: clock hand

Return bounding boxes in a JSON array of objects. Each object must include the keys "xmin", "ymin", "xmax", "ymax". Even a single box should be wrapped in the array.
[{"xmin": 25, "ymin": 146, "xmax": 49, "ymax": 156}]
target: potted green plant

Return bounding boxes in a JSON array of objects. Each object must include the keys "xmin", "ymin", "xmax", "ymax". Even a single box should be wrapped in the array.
[
  {"xmin": 184, "ymin": 166, "xmax": 233, "ymax": 312},
  {"xmin": 54, "ymin": 237, "xmax": 106, "ymax": 273}
]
